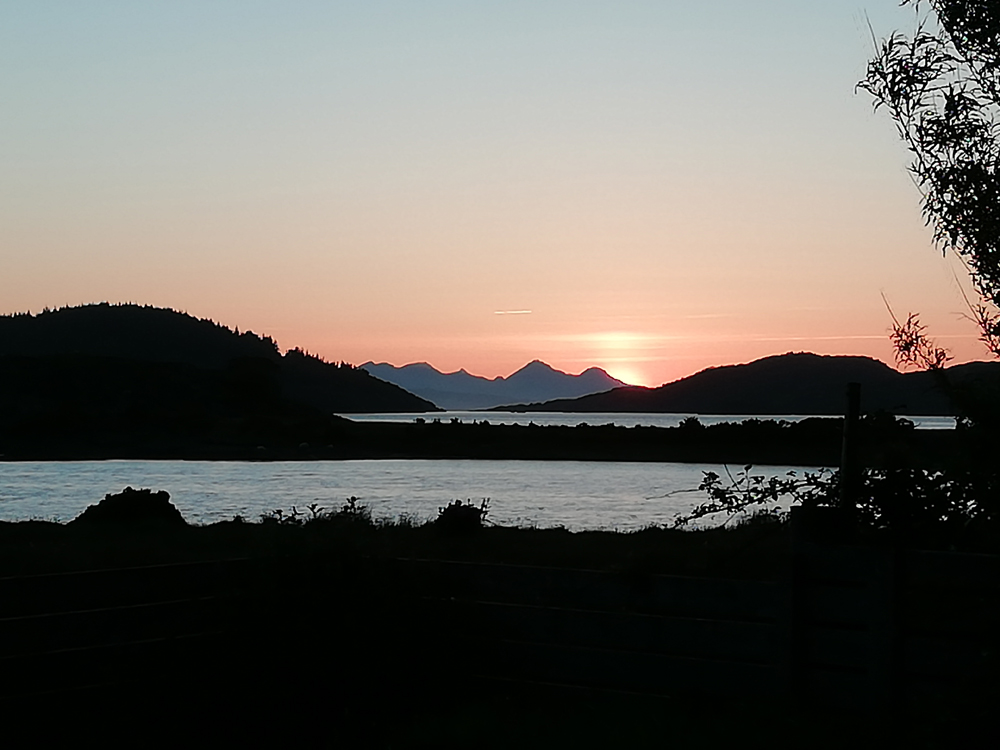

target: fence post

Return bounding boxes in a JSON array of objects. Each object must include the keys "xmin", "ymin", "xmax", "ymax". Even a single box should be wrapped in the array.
[
  {"xmin": 787, "ymin": 504, "xmax": 855, "ymax": 706},
  {"xmin": 786, "ymin": 506, "xmax": 808, "ymax": 707},
  {"xmin": 789, "ymin": 382, "xmax": 864, "ymax": 707},
  {"xmin": 839, "ymin": 382, "xmax": 861, "ymax": 512}
]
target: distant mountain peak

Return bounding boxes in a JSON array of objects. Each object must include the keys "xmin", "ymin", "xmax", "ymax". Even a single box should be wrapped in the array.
[
  {"xmin": 360, "ymin": 358, "xmax": 627, "ymax": 410},
  {"xmin": 509, "ymin": 360, "xmax": 555, "ymax": 376}
]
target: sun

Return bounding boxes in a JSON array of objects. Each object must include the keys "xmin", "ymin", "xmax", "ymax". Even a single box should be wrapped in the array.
[
  {"xmin": 603, "ymin": 365, "xmax": 647, "ymax": 387},
  {"xmin": 589, "ymin": 332, "xmax": 652, "ymax": 386}
]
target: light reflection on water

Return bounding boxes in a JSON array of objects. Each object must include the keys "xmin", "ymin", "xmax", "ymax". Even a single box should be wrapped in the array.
[{"xmin": 0, "ymin": 459, "xmax": 811, "ymax": 530}]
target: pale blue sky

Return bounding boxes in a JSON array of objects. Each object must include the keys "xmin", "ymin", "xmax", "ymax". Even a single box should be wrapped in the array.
[{"xmin": 0, "ymin": 1, "xmax": 976, "ymax": 385}]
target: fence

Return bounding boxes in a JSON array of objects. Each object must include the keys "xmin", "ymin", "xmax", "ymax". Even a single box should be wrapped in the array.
[
  {"xmin": 0, "ymin": 559, "xmax": 255, "ymax": 700},
  {"xmin": 0, "ymin": 529, "xmax": 996, "ymax": 709}
]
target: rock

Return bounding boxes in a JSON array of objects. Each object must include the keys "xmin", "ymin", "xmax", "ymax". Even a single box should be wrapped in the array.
[{"xmin": 70, "ymin": 486, "xmax": 187, "ymax": 527}]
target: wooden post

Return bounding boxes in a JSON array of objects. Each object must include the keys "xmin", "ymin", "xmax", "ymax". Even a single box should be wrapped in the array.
[
  {"xmin": 839, "ymin": 382, "xmax": 861, "ymax": 512},
  {"xmin": 786, "ymin": 383, "xmax": 863, "ymax": 706},
  {"xmin": 785, "ymin": 507, "xmax": 808, "ymax": 707}
]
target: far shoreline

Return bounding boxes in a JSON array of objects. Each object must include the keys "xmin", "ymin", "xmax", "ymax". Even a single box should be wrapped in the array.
[{"xmin": 0, "ymin": 415, "xmax": 959, "ymax": 468}]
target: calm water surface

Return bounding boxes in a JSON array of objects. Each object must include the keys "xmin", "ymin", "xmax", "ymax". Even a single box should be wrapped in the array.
[{"xmin": 0, "ymin": 459, "xmax": 812, "ymax": 530}]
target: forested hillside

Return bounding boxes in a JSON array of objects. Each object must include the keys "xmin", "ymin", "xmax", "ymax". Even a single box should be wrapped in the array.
[{"xmin": 0, "ymin": 304, "xmax": 436, "ymax": 458}]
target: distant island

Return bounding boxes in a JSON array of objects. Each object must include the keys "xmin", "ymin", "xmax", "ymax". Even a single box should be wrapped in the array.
[
  {"xmin": 492, "ymin": 352, "xmax": 1000, "ymax": 416},
  {"xmin": 361, "ymin": 360, "xmax": 625, "ymax": 410}
]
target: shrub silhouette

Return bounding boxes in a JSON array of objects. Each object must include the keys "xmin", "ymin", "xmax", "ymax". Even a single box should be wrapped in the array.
[
  {"xmin": 333, "ymin": 496, "xmax": 373, "ymax": 525},
  {"xmin": 435, "ymin": 499, "xmax": 490, "ymax": 533},
  {"xmin": 71, "ymin": 486, "xmax": 187, "ymax": 527}
]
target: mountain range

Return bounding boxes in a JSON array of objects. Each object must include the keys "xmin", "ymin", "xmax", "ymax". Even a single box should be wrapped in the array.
[
  {"xmin": 360, "ymin": 360, "xmax": 626, "ymax": 410},
  {"xmin": 495, "ymin": 352, "xmax": 1000, "ymax": 416}
]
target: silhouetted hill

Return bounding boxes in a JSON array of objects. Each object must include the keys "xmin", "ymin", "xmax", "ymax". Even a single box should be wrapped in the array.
[
  {"xmin": 0, "ymin": 303, "xmax": 280, "ymax": 368},
  {"xmin": 494, "ymin": 352, "xmax": 1000, "ymax": 416},
  {"xmin": 0, "ymin": 304, "xmax": 436, "ymax": 416},
  {"xmin": 361, "ymin": 359, "xmax": 624, "ymax": 409}
]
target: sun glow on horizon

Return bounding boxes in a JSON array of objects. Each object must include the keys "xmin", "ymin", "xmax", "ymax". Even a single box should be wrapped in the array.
[
  {"xmin": 579, "ymin": 331, "xmax": 659, "ymax": 387},
  {"xmin": 601, "ymin": 365, "xmax": 648, "ymax": 388}
]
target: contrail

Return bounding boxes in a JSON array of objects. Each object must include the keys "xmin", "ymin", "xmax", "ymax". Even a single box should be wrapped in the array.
[{"xmin": 494, "ymin": 310, "xmax": 532, "ymax": 315}]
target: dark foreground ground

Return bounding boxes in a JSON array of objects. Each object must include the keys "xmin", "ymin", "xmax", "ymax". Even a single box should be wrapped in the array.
[
  {"xmin": 2, "ymin": 516, "xmax": 996, "ymax": 747},
  {"xmin": 10, "ymin": 673, "xmax": 983, "ymax": 749},
  {"xmin": 0, "ymin": 514, "xmax": 793, "ymax": 578}
]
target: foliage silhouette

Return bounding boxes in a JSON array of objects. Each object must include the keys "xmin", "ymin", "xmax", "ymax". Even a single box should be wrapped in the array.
[
  {"xmin": 860, "ymin": 0, "xmax": 1000, "ymax": 355},
  {"xmin": 674, "ymin": 466, "xmax": 836, "ymax": 528},
  {"xmin": 435, "ymin": 499, "xmax": 491, "ymax": 533},
  {"xmin": 0, "ymin": 302, "xmax": 280, "ymax": 366},
  {"xmin": 335, "ymin": 495, "xmax": 374, "ymax": 525},
  {"xmin": 70, "ymin": 486, "xmax": 187, "ymax": 527},
  {"xmin": 858, "ymin": 4, "xmax": 1000, "ymax": 541},
  {"xmin": 678, "ymin": 460, "xmax": 1000, "ymax": 544}
]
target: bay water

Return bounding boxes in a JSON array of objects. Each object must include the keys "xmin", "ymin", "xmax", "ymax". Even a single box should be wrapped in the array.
[
  {"xmin": 0, "ymin": 458, "xmax": 810, "ymax": 531},
  {"xmin": 2, "ymin": 412, "xmax": 946, "ymax": 530}
]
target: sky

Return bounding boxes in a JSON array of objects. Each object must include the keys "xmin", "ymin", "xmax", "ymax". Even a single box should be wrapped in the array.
[{"xmin": 0, "ymin": 1, "xmax": 990, "ymax": 387}]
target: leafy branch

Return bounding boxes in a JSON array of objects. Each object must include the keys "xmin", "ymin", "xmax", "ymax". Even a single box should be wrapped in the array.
[{"xmin": 673, "ymin": 466, "xmax": 838, "ymax": 528}]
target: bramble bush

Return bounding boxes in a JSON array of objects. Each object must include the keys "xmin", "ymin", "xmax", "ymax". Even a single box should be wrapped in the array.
[
  {"xmin": 676, "ymin": 462, "xmax": 1000, "ymax": 545},
  {"xmin": 673, "ymin": 466, "xmax": 836, "ymax": 528},
  {"xmin": 258, "ymin": 496, "xmax": 375, "ymax": 526}
]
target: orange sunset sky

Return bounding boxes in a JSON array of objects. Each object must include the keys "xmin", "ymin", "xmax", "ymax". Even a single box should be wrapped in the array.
[{"xmin": 1, "ymin": 2, "xmax": 990, "ymax": 386}]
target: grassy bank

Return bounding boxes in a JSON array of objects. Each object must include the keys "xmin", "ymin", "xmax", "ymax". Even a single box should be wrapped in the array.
[{"xmin": 0, "ymin": 511, "xmax": 791, "ymax": 579}]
